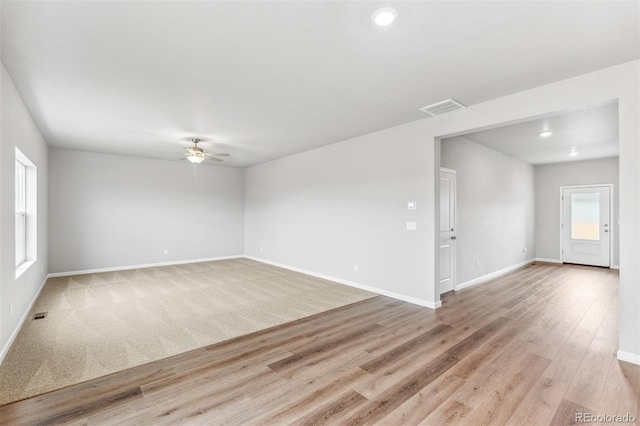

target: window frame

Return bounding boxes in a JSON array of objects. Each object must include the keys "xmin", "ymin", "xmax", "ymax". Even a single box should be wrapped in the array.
[{"xmin": 15, "ymin": 147, "xmax": 37, "ymax": 278}]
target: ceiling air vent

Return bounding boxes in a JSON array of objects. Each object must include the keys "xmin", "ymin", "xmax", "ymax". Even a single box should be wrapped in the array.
[{"xmin": 419, "ymin": 99, "xmax": 466, "ymax": 117}]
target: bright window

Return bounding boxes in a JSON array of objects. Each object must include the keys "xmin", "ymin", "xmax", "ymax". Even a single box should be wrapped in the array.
[
  {"xmin": 15, "ymin": 147, "xmax": 37, "ymax": 276},
  {"xmin": 571, "ymin": 192, "xmax": 600, "ymax": 241},
  {"xmin": 15, "ymin": 160, "xmax": 26, "ymax": 266}
]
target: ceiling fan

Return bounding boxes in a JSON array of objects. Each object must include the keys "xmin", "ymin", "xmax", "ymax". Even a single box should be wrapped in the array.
[{"xmin": 183, "ymin": 138, "xmax": 230, "ymax": 164}]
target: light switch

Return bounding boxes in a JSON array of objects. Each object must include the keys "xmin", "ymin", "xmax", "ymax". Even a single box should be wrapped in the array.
[
  {"xmin": 406, "ymin": 222, "xmax": 417, "ymax": 230},
  {"xmin": 408, "ymin": 201, "xmax": 417, "ymax": 210}
]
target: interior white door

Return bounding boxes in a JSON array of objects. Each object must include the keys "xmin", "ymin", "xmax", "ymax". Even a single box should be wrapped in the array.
[
  {"xmin": 439, "ymin": 168, "xmax": 456, "ymax": 294},
  {"xmin": 562, "ymin": 186, "xmax": 610, "ymax": 267}
]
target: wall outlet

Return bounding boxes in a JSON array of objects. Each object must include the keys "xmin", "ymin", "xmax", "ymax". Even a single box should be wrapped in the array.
[
  {"xmin": 260, "ymin": 247, "xmax": 264, "ymax": 253},
  {"xmin": 523, "ymin": 247, "xmax": 528, "ymax": 253},
  {"xmin": 163, "ymin": 249, "xmax": 169, "ymax": 255},
  {"xmin": 476, "ymin": 260, "xmax": 480, "ymax": 269},
  {"xmin": 10, "ymin": 304, "xmax": 13, "ymax": 316},
  {"xmin": 353, "ymin": 264, "xmax": 358, "ymax": 272},
  {"xmin": 406, "ymin": 222, "xmax": 417, "ymax": 230}
]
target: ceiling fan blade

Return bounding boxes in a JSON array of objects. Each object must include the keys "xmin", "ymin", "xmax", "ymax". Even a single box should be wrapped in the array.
[
  {"xmin": 208, "ymin": 157, "xmax": 223, "ymax": 162},
  {"xmin": 211, "ymin": 153, "xmax": 230, "ymax": 157}
]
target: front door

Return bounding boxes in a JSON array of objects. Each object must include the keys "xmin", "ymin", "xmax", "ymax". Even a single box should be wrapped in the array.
[
  {"xmin": 561, "ymin": 186, "xmax": 611, "ymax": 267},
  {"xmin": 440, "ymin": 168, "xmax": 456, "ymax": 294}
]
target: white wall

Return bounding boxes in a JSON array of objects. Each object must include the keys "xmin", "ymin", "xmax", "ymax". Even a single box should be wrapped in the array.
[
  {"xmin": 441, "ymin": 136, "xmax": 535, "ymax": 286},
  {"xmin": 49, "ymin": 149, "xmax": 244, "ymax": 273},
  {"xmin": 245, "ymin": 118, "xmax": 437, "ymax": 307},
  {"xmin": 0, "ymin": 63, "xmax": 49, "ymax": 360},
  {"xmin": 536, "ymin": 157, "xmax": 619, "ymax": 265}
]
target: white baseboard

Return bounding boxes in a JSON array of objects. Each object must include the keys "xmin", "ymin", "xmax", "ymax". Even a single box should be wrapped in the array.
[
  {"xmin": 535, "ymin": 258, "xmax": 619, "ymax": 270},
  {"xmin": 47, "ymin": 255, "xmax": 245, "ymax": 278},
  {"xmin": 0, "ymin": 275, "xmax": 48, "ymax": 365},
  {"xmin": 617, "ymin": 350, "xmax": 640, "ymax": 365},
  {"xmin": 535, "ymin": 257, "xmax": 562, "ymax": 264},
  {"xmin": 244, "ymin": 255, "xmax": 441, "ymax": 310},
  {"xmin": 456, "ymin": 259, "xmax": 536, "ymax": 291}
]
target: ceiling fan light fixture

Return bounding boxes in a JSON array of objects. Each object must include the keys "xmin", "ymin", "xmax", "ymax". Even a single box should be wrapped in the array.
[
  {"xmin": 186, "ymin": 138, "xmax": 206, "ymax": 163},
  {"xmin": 187, "ymin": 153, "xmax": 205, "ymax": 164},
  {"xmin": 539, "ymin": 130, "xmax": 553, "ymax": 138},
  {"xmin": 182, "ymin": 137, "xmax": 229, "ymax": 164}
]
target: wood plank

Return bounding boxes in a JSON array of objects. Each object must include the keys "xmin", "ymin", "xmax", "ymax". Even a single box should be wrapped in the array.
[
  {"xmin": 445, "ymin": 316, "xmax": 509, "ymax": 359},
  {"xmin": 361, "ymin": 308, "xmax": 447, "ymax": 357},
  {"xmin": 28, "ymin": 387, "xmax": 143, "ymax": 426},
  {"xmin": 524, "ymin": 272, "xmax": 613, "ymax": 360},
  {"xmin": 380, "ymin": 374, "xmax": 467, "ymax": 425},
  {"xmin": 455, "ymin": 351, "xmax": 550, "ymax": 425},
  {"xmin": 267, "ymin": 323, "xmax": 383, "ymax": 372},
  {"xmin": 290, "ymin": 390, "xmax": 368, "ymax": 426},
  {"xmin": 256, "ymin": 383, "xmax": 367, "ymax": 425},
  {"xmin": 360, "ymin": 323, "xmax": 452, "ymax": 373},
  {"xmin": 140, "ymin": 348, "xmax": 290, "ymax": 396},
  {"xmin": 506, "ymin": 271, "xmax": 617, "ymax": 426},
  {"xmin": 452, "ymin": 340, "xmax": 544, "ymax": 409},
  {"xmin": 0, "ymin": 365, "xmax": 175, "ymax": 425},
  {"xmin": 340, "ymin": 352, "xmax": 461, "ymax": 425},
  {"xmin": 550, "ymin": 398, "xmax": 593, "ymax": 425},
  {"xmin": 351, "ymin": 314, "xmax": 491, "ymax": 399},
  {"xmin": 447, "ymin": 327, "xmax": 525, "ymax": 381},
  {"xmin": 596, "ymin": 356, "xmax": 640, "ymax": 421},
  {"xmin": 223, "ymin": 366, "xmax": 370, "ymax": 425},
  {"xmin": 419, "ymin": 398, "xmax": 473, "ymax": 426},
  {"xmin": 564, "ymin": 297, "xmax": 619, "ymax": 409}
]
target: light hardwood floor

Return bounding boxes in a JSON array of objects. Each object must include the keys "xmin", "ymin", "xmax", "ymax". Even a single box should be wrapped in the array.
[{"xmin": 0, "ymin": 262, "xmax": 637, "ymax": 425}]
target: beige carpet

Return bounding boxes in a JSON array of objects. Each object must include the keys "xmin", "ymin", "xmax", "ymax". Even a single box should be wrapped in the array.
[{"xmin": 0, "ymin": 258, "xmax": 377, "ymax": 405}]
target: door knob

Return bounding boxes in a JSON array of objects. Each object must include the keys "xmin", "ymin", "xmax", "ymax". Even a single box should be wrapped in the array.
[
  {"xmin": 604, "ymin": 229, "xmax": 609, "ymax": 233},
  {"xmin": 451, "ymin": 236, "xmax": 457, "ymax": 240}
]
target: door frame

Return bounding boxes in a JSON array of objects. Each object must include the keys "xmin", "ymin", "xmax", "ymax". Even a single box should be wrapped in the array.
[
  {"xmin": 559, "ymin": 184, "xmax": 614, "ymax": 268},
  {"xmin": 440, "ymin": 167, "xmax": 457, "ymax": 293}
]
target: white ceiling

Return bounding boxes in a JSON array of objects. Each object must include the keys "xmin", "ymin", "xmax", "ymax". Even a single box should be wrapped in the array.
[
  {"xmin": 1, "ymin": 1, "xmax": 638, "ymax": 167},
  {"xmin": 457, "ymin": 102, "xmax": 620, "ymax": 165}
]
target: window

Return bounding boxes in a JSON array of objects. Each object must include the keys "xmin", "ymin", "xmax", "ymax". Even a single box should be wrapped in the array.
[
  {"xmin": 15, "ymin": 148, "xmax": 37, "ymax": 276},
  {"xmin": 15, "ymin": 160, "xmax": 26, "ymax": 266},
  {"xmin": 571, "ymin": 192, "xmax": 600, "ymax": 241}
]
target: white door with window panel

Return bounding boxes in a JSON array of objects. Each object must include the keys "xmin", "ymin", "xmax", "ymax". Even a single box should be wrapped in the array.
[
  {"xmin": 440, "ymin": 168, "xmax": 457, "ymax": 294},
  {"xmin": 561, "ymin": 186, "xmax": 610, "ymax": 267}
]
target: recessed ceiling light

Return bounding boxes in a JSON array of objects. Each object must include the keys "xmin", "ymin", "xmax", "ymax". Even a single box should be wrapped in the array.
[
  {"xmin": 539, "ymin": 131, "xmax": 553, "ymax": 138},
  {"xmin": 372, "ymin": 7, "xmax": 398, "ymax": 26}
]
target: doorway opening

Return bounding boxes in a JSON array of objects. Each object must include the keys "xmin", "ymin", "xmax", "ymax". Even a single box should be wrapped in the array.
[{"xmin": 437, "ymin": 100, "xmax": 619, "ymax": 296}]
